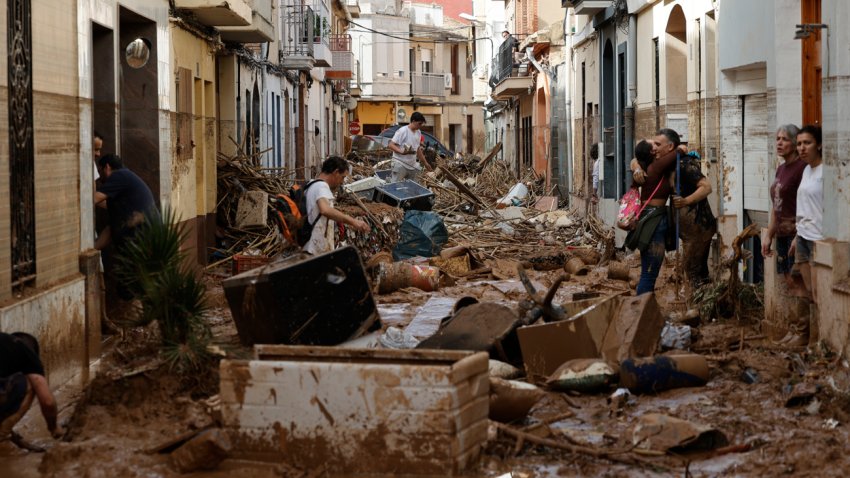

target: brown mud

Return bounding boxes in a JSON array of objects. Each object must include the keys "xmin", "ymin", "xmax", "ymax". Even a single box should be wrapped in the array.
[{"xmin": 4, "ymin": 263, "xmax": 850, "ymax": 477}]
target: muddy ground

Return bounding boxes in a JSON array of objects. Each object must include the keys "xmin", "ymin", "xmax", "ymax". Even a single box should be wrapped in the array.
[{"xmin": 3, "ymin": 258, "xmax": 850, "ymax": 477}]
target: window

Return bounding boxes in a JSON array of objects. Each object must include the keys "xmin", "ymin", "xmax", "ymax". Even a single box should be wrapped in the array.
[
  {"xmin": 451, "ymin": 44, "xmax": 460, "ymax": 95},
  {"xmin": 8, "ymin": 0, "xmax": 36, "ymax": 287}
]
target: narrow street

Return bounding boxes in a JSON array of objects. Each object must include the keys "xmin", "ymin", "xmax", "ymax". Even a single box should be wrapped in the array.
[{"xmin": 2, "ymin": 0, "xmax": 849, "ymax": 477}]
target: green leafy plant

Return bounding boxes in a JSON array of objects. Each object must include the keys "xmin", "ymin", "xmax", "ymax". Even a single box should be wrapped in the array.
[{"xmin": 115, "ymin": 208, "xmax": 212, "ymax": 373}]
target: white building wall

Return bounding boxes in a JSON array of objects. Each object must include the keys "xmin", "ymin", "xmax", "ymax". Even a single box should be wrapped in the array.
[
  {"xmin": 821, "ymin": 0, "xmax": 850, "ymax": 243},
  {"xmin": 351, "ymin": 14, "xmax": 410, "ymax": 98}
]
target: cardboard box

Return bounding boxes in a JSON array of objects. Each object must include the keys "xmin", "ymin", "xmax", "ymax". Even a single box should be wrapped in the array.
[
  {"xmin": 517, "ymin": 294, "xmax": 621, "ymax": 379},
  {"xmin": 600, "ymin": 293, "xmax": 665, "ymax": 363}
]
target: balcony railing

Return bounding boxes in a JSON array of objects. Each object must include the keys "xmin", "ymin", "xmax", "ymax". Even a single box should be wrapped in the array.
[
  {"xmin": 491, "ymin": 34, "xmax": 530, "ymax": 86},
  {"xmin": 412, "ymin": 72, "xmax": 445, "ymax": 97},
  {"xmin": 280, "ymin": 4, "xmax": 314, "ymax": 59},
  {"xmin": 313, "ymin": 0, "xmax": 330, "ymax": 46},
  {"xmin": 328, "ymin": 34, "xmax": 353, "ymax": 78},
  {"xmin": 330, "ymin": 33, "xmax": 351, "ymax": 51}
]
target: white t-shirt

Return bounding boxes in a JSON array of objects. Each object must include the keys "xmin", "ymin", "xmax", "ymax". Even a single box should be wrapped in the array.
[
  {"xmin": 391, "ymin": 125, "xmax": 422, "ymax": 170},
  {"xmin": 795, "ymin": 163, "xmax": 823, "ymax": 241},
  {"xmin": 303, "ymin": 180, "xmax": 335, "ymax": 255}
]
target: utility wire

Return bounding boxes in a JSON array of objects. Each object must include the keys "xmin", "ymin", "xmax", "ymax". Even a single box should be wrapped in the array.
[{"xmin": 348, "ymin": 19, "xmax": 495, "ymax": 44}]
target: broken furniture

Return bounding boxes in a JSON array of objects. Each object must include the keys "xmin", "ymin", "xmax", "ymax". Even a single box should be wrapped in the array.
[
  {"xmin": 220, "ymin": 346, "xmax": 489, "ymax": 475},
  {"xmin": 222, "ymin": 246, "xmax": 378, "ymax": 346}
]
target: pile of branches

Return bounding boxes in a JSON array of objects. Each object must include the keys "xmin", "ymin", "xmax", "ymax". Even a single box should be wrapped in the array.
[
  {"xmin": 334, "ymin": 201, "xmax": 405, "ymax": 261},
  {"xmin": 214, "ymin": 140, "xmax": 296, "ymax": 263}
]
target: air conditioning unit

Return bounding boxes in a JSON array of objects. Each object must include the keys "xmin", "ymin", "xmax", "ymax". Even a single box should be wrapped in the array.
[{"xmin": 444, "ymin": 73, "xmax": 453, "ymax": 88}]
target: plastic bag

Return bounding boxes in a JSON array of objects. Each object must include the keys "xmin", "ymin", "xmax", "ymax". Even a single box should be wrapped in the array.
[{"xmin": 392, "ymin": 210, "xmax": 449, "ymax": 260}]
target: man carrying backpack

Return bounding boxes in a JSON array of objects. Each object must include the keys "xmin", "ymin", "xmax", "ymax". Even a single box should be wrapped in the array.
[{"xmin": 302, "ymin": 156, "xmax": 370, "ymax": 255}]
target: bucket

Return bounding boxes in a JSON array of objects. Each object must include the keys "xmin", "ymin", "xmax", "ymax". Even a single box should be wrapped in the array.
[
  {"xmin": 564, "ymin": 257, "xmax": 589, "ymax": 276},
  {"xmin": 607, "ymin": 261, "xmax": 630, "ymax": 281},
  {"xmin": 377, "ymin": 262, "xmax": 440, "ymax": 294},
  {"xmin": 619, "ymin": 354, "xmax": 709, "ymax": 394}
]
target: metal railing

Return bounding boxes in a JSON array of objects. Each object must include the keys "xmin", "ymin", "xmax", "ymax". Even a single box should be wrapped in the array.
[
  {"xmin": 329, "ymin": 34, "xmax": 353, "ymax": 75},
  {"xmin": 491, "ymin": 33, "xmax": 530, "ymax": 86},
  {"xmin": 313, "ymin": 0, "xmax": 330, "ymax": 46},
  {"xmin": 412, "ymin": 72, "xmax": 445, "ymax": 97},
  {"xmin": 329, "ymin": 33, "xmax": 350, "ymax": 51},
  {"xmin": 280, "ymin": 3, "xmax": 314, "ymax": 57}
]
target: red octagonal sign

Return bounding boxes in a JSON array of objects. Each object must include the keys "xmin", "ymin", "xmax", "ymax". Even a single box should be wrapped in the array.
[{"xmin": 349, "ymin": 121, "xmax": 361, "ymax": 135}]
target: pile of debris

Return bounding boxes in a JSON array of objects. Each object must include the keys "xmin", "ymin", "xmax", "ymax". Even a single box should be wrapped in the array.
[
  {"xmin": 213, "ymin": 141, "xmax": 406, "ymax": 268},
  {"xmin": 214, "ymin": 145, "xmax": 296, "ymax": 261}
]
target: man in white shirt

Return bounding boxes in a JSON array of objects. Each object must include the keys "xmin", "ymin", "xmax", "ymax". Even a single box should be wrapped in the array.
[
  {"xmin": 303, "ymin": 156, "xmax": 370, "ymax": 255},
  {"xmin": 388, "ymin": 112, "xmax": 433, "ymax": 183}
]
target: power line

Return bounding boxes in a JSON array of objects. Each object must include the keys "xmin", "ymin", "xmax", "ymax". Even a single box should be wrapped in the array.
[{"xmin": 348, "ymin": 19, "xmax": 494, "ymax": 45}]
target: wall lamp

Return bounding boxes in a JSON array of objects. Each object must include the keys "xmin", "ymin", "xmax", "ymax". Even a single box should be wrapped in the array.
[{"xmin": 794, "ymin": 23, "xmax": 828, "ymax": 40}]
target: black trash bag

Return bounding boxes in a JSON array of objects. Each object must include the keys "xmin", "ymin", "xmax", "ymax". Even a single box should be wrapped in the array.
[{"xmin": 392, "ymin": 210, "xmax": 448, "ymax": 261}]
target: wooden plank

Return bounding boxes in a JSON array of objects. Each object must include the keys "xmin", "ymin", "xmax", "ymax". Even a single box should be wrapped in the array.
[{"xmin": 476, "ymin": 141, "xmax": 503, "ymax": 172}]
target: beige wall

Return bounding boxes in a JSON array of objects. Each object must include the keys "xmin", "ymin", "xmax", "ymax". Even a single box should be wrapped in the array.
[
  {"xmin": 0, "ymin": 0, "xmax": 82, "ymax": 299},
  {"xmin": 0, "ymin": 0, "xmax": 88, "ymax": 388},
  {"xmin": 170, "ymin": 26, "xmax": 218, "ymax": 222}
]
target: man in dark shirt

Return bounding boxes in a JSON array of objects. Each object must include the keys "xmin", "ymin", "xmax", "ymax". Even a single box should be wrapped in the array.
[
  {"xmin": 0, "ymin": 332, "xmax": 63, "ymax": 443},
  {"xmin": 671, "ymin": 151, "xmax": 716, "ymax": 288},
  {"xmin": 95, "ymin": 154, "xmax": 157, "ymax": 301},
  {"xmin": 94, "ymin": 154, "xmax": 157, "ymax": 252}
]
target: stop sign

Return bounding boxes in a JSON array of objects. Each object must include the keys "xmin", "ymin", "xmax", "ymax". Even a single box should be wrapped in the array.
[{"xmin": 349, "ymin": 121, "xmax": 361, "ymax": 135}]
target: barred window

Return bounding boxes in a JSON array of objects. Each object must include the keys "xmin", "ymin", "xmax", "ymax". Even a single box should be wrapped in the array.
[{"xmin": 7, "ymin": 0, "xmax": 36, "ymax": 288}]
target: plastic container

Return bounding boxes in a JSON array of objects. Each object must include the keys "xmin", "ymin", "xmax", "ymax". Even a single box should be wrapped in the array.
[
  {"xmin": 497, "ymin": 183, "xmax": 529, "ymax": 208},
  {"xmin": 231, "ymin": 254, "xmax": 271, "ymax": 275}
]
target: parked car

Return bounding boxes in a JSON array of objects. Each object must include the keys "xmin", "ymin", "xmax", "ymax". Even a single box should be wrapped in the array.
[
  {"xmin": 379, "ymin": 124, "xmax": 455, "ymax": 159},
  {"xmin": 349, "ymin": 134, "xmax": 391, "ymax": 154}
]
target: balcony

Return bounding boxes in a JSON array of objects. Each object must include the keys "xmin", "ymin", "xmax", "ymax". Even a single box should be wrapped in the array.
[
  {"xmin": 312, "ymin": 0, "xmax": 332, "ymax": 68},
  {"xmin": 562, "ymin": 0, "xmax": 610, "ymax": 15},
  {"xmin": 280, "ymin": 4, "xmax": 315, "ymax": 70},
  {"xmin": 327, "ymin": 34, "xmax": 353, "ymax": 79},
  {"xmin": 490, "ymin": 36, "xmax": 533, "ymax": 100},
  {"xmin": 174, "ymin": 0, "xmax": 251, "ymax": 26},
  {"xmin": 411, "ymin": 72, "xmax": 446, "ymax": 98},
  {"xmin": 347, "ymin": 0, "xmax": 360, "ymax": 18},
  {"xmin": 219, "ymin": 0, "xmax": 275, "ymax": 42}
]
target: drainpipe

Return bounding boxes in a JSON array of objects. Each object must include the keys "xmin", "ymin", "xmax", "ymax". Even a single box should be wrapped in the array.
[
  {"xmin": 625, "ymin": 14, "xmax": 637, "ymax": 191},
  {"xmin": 565, "ymin": 10, "xmax": 574, "ymax": 203}
]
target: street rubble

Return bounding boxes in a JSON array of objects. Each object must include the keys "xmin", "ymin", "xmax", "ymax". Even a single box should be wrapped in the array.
[{"xmin": 8, "ymin": 146, "xmax": 850, "ymax": 477}]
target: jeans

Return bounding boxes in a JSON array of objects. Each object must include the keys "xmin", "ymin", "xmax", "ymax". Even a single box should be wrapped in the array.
[
  {"xmin": 390, "ymin": 161, "xmax": 421, "ymax": 183},
  {"xmin": 636, "ymin": 210, "xmax": 668, "ymax": 295}
]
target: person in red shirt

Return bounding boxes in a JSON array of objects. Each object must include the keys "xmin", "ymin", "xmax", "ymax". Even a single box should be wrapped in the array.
[{"xmin": 762, "ymin": 124, "xmax": 807, "ymax": 291}]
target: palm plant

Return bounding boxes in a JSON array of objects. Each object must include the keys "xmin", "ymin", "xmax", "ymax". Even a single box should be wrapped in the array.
[{"xmin": 114, "ymin": 208, "xmax": 211, "ymax": 373}]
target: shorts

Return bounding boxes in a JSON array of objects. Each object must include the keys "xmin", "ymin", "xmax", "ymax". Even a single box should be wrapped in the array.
[
  {"xmin": 794, "ymin": 236, "xmax": 815, "ymax": 264},
  {"xmin": 775, "ymin": 236, "xmax": 795, "ymax": 274},
  {"xmin": 0, "ymin": 373, "xmax": 28, "ymax": 422}
]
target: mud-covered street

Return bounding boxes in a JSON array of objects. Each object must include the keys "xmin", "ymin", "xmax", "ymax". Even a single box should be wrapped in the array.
[{"xmin": 4, "ymin": 253, "xmax": 850, "ymax": 477}]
